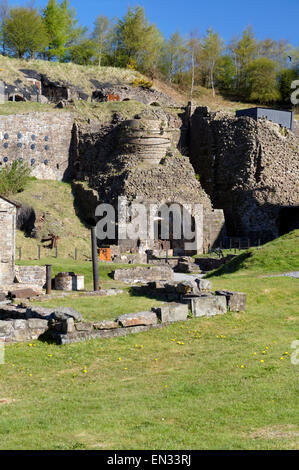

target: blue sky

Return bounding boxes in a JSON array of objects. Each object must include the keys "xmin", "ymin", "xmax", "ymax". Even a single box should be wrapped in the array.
[{"xmin": 14, "ymin": 0, "xmax": 299, "ymax": 45}]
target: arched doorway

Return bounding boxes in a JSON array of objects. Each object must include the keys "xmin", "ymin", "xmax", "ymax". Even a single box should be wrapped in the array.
[{"xmin": 154, "ymin": 203, "xmax": 198, "ymax": 256}]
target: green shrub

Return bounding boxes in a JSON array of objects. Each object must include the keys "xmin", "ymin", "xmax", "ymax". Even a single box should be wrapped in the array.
[
  {"xmin": 0, "ymin": 160, "xmax": 31, "ymax": 197},
  {"xmin": 132, "ymin": 77, "xmax": 153, "ymax": 88}
]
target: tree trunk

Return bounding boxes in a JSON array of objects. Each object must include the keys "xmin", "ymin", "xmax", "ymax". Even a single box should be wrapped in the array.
[{"xmin": 190, "ymin": 50, "xmax": 195, "ymax": 99}]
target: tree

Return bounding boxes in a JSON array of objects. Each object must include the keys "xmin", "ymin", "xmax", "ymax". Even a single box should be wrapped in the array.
[
  {"xmin": 159, "ymin": 32, "xmax": 188, "ymax": 83},
  {"xmin": 4, "ymin": 7, "xmax": 49, "ymax": 58},
  {"xmin": 70, "ymin": 39, "xmax": 97, "ymax": 65},
  {"xmin": 113, "ymin": 6, "xmax": 163, "ymax": 73},
  {"xmin": 201, "ymin": 28, "xmax": 224, "ymax": 96},
  {"xmin": 42, "ymin": 0, "xmax": 85, "ymax": 61},
  {"xmin": 0, "ymin": 160, "xmax": 31, "ymax": 197},
  {"xmin": 0, "ymin": 0, "xmax": 9, "ymax": 55},
  {"xmin": 279, "ymin": 67, "xmax": 298, "ymax": 104},
  {"xmin": 187, "ymin": 28, "xmax": 201, "ymax": 98},
  {"xmin": 92, "ymin": 15, "xmax": 110, "ymax": 66},
  {"xmin": 229, "ymin": 27, "xmax": 258, "ymax": 97},
  {"xmin": 216, "ymin": 55, "xmax": 235, "ymax": 94},
  {"xmin": 246, "ymin": 57, "xmax": 281, "ymax": 103}
]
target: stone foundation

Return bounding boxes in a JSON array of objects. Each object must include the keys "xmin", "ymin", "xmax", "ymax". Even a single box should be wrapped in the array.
[{"xmin": 113, "ymin": 265, "xmax": 174, "ymax": 283}]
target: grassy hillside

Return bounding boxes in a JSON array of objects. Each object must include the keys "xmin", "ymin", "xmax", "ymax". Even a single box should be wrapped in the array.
[
  {"xmin": 14, "ymin": 179, "xmax": 92, "ymax": 261},
  {"xmin": 1, "ymin": 263, "xmax": 298, "ymax": 450},
  {"xmin": 208, "ymin": 230, "xmax": 299, "ymax": 277},
  {"xmin": 0, "ymin": 56, "xmax": 142, "ymax": 95}
]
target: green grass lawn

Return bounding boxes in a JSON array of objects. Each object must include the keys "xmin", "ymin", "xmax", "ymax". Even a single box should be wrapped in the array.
[
  {"xmin": 1, "ymin": 234, "xmax": 298, "ymax": 450},
  {"xmin": 207, "ymin": 230, "xmax": 299, "ymax": 277}
]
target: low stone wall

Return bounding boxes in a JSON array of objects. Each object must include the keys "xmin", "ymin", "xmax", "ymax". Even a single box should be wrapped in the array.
[
  {"xmin": 0, "ymin": 282, "xmax": 246, "ymax": 344},
  {"xmin": 0, "ymin": 305, "xmax": 82, "ymax": 343},
  {"xmin": 50, "ymin": 303, "xmax": 189, "ymax": 344},
  {"xmin": 14, "ymin": 265, "xmax": 46, "ymax": 287},
  {"xmin": 113, "ymin": 265, "xmax": 174, "ymax": 283},
  {"xmin": 0, "ymin": 318, "xmax": 49, "ymax": 342}
]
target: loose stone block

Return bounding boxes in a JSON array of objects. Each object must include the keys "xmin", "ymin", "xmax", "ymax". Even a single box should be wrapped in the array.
[
  {"xmin": 51, "ymin": 307, "xmax": 83, "ymax": 322},
  {"xmin": 75, "ymin": 322, "xmax": 93, "ymax": 332},
  {"xmin": 176, "ymin": 262, "xmax": 201, "ymax": 274},
  {"xmin": 62, "ymin": 318, "xmax": 75, "ymax": 334},
  {"xmin": 189, "ymin": 295, "xmax": 227, "ymax": 317},
  {"xmin": 197, "ymin": 279, "xmax": 212, "ymax": 291},
  {"xmin": 117, "ymin": 311, "xmax": 158, "ymax": 327},
  {"xmin": 216, "ymin": 291, "xmax": 247, "ymax": 312},
  {"xmin": 153, "ymin": 303, "xmax": 188, "ymax": 323},
  {"xmin": 93, "ymin": 320, "xmax": 119, "ymax": 330}
]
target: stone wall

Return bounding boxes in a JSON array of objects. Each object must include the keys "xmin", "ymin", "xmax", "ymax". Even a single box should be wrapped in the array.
[
  {"xmin": 14, "ymin": 266, "xmax": 46, "ymax": 287},
  {"xmin": 0, "ymin": 318, "xmax": 49, "ymax": 342},
  {"xmin": 0, "ymin": 112, "xmax": 75, "ymax": 180},
  {"xmin": 91, "ymin": 84, "xmax": 179, "ymax": 106},
  {"xmin": 113, "ymin": 265, "xmax": 174, "ymax": 283},
  {"xmin": 0, "ymin": 197, "xmax": 16, "ymax": 286},
  {"xmin": 190, "ymin": 107, "xmax": 299, "ymax": 243}
]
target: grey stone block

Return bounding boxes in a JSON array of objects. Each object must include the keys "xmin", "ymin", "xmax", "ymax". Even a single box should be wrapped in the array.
[
  {"xmin": 216, "ymin": 291, "xmax": 246, "ymax": 312},
  {"xmin": 75, "ymin": 322, "xmax": 93, "ymax": 332},
  {"xmin": 197, "ymin": 279, "xmax": 212, "ymax": 291},
  {"xmin": 60, "ymin": 318, "xmax": 75, "ymax": 334},
  {"xmin": 51, "ymin": 307, "xmax": 83, "ymax": 322},
  {"xmin": 190, "ymin": 295, "xmax": 227, "ymax": 317},
  {"xmin": 0, "ymin": 320, "xmax": 13, "ymax": 337},
  {"xmin": 13, "ymin": 319, "xmax": 27, "ymax": 330},
  {"xmin": 117, "ymin": 311, "xmax": 158, "ymax": 327},
  {"xmin": 153, "ymin": 303, "xmax": 188, "ymax": 323},
  {"xmin": 28, "ymin": 319, "xmax": 49, "ymax": 330},
  {"xmin": 93, "ymin": 320, "xmax": 119, "ymax": 330}
]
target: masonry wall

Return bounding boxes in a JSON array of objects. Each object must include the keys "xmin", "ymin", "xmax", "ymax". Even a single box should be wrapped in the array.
[
  {"xmin": 0, "ymin": 112, "xmax": 75, "ymax": 180},
  {"xmin": 0, "ymin": 199, "xmax": 16, "ymax": 286},
  {"xmin": 190, "ymin": 107, "xmax": 299, "ymax": 243}
]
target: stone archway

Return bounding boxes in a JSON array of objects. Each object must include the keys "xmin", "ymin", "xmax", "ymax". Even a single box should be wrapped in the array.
[{"xmin": 153, "ymin": 203, "xmax": 202, "ymax": 256}]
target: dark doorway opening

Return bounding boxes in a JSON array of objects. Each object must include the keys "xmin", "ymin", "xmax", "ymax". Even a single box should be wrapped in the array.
[
  {"xmin": 278, "ymin": 207, "xmax": 299, "ymax": 236},
  {"xmin": 9, "ymin": 94, "xmax": 26, "ymax": 102}
]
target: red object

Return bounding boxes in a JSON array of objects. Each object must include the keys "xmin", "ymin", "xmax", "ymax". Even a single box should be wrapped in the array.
[
  {"xmin": 107, "ymin": 93, "xmax": 120, "ymax": 102},
  {"xmin": 99, "ymin": 248, "xmax": 111, "ymax": 262}
]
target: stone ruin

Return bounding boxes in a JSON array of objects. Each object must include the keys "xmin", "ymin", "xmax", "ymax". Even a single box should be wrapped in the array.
[
  {"xmin": 190, "ymin": 106, "xmax": 299, "ymax": 244},
  {"xmin": 0, "ymin": 278, "xmax": 246, "ymax": 344},
  {"xmin": 1, "ymin": 67, "xmax": 298, "ymax": 245},
  {"xmin": 91, "ymin": 83, "xmax": 178, "ymax": 107},
  {"xmin": 91, "ymin": 115, "xmax": 224, "ymax": 256},
  {"xmin": 0, "ymin": 197, "xmax": 17, "ymax": 287},
  {"xmin": 0, "ymin": 195, "xmax": 246, "ymax": 345}
]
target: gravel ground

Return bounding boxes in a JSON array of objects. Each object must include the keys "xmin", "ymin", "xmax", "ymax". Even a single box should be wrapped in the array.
[{"xmin": 268, "ymin": 272, "xmax": 299, "ymax": 279}]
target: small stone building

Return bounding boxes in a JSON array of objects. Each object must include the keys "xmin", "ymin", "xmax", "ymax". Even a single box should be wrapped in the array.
[{"xmin": 0, "ymin": 196, "xmax": 18, "ymax": 286}]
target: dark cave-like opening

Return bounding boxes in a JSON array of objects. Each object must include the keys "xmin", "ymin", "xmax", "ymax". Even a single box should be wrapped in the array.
[{"xmin": 278, "ymin": 207, "xmax": 299, "ymax": 236}]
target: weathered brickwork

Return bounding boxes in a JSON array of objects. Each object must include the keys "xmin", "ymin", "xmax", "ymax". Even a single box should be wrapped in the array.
[
  {"xmin": 190, "ymin": 107, "xmax": 299, "ymax": 243},
  {"xmin": 0, "ymin": 197, "xmax": 17, "ymax": 285},
  {"xmin": 0, "ymin": 112, "xmax": 74, "ymax": 180}
]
